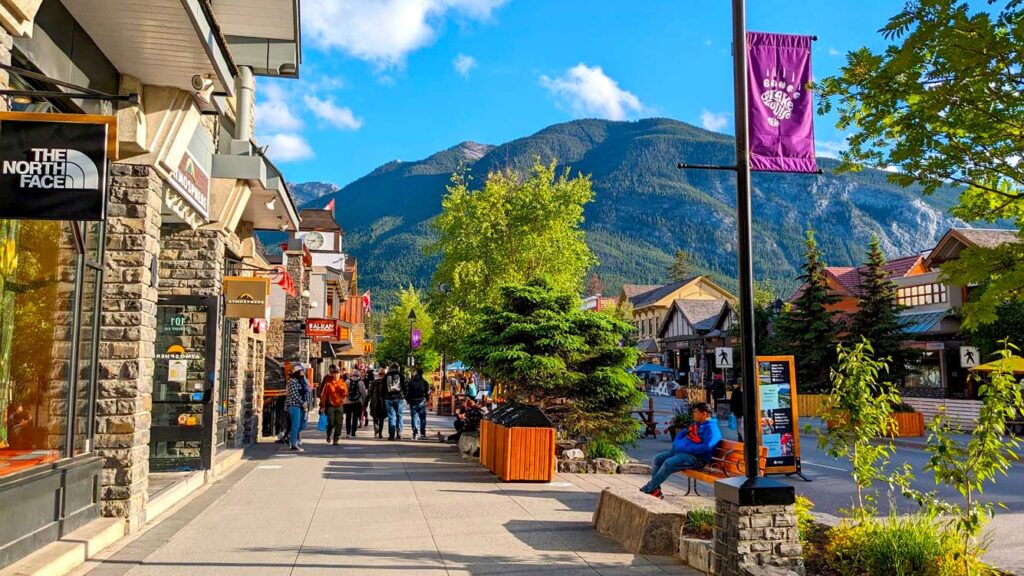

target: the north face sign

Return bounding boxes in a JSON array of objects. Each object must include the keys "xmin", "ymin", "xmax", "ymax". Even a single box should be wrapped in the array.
[{"xmin": 0, "ymin": 113, "xmax": 116, "ymax": 221}]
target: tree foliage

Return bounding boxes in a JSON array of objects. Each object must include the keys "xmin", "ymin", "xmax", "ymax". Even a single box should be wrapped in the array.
[
  {"xmin": 818, "ymin": 0, "xmax": 1024, "ymax": 327},
  {"xmin": 427, "ymin": 159, "xmax": 597, "ymax": 355},
  {"xmin": 461, "ymin": 279, "xmax": 644, "ymax": 445},
  {"xmin": 667, "ymin": 249, "xmax": 692, "ymax": 283},
  {"xmin": 849, "ymin": 236, "xmax": 919, "ymax": 382},
  {"xmin": 374, "ymin": 286, "xmax": 440, "ymax": 373},
  {"xmin": 773, "ymin": 230, "xmax": 841, "ymax": 391},
  {"xmin": 820, "ymin": 339, "xmax": 903, "ymax": 516}
]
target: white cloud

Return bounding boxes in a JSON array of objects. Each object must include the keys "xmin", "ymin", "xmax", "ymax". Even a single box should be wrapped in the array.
[
  {"xmin": 828, "ymin": 47, "xmax": 841, "ymax": 57},
  {"xmin": 816, "ymin": 138, "xmax": 849, "ymax": 159},
  {"xmin": 263, "ymin": 133, "xmax": 314, "ymax": 162},
  {"xmin": 303, "ymin": 95, "xmax": 364, "ymax": 130},
  {"xmin": 303, "ymin": 0, "xmax": 506, "ymax": 68},
  {"xmin": 453, "ymin": 53, "xmax": 477, "ymax": 78},
  {"xmin": 255, "ymin": 83, "xmax": 303, "ymax": 131},
  {"xmin": 540, "ymin": 64, "xmax": 643, "ymax": 121},
  {"xmin": 700, "ymin": 110, "xmax": 728, "ymax": 132}
]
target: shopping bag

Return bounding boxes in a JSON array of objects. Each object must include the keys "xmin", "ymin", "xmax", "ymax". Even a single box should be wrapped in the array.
[
  {"xmin": 317, "ymin": 413, "xmax": 328, "ymax": 432},
  {"xmin": 728, "ymin": 413, "xmax": 737, "ymax": 430}
]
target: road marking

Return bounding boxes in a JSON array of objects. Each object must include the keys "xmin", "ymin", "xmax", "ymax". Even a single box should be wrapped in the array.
[
  {"xmin": 256, "ymin": 465, "xmax": 282, "ymax": 470},
  {"xmin": 801, "ymin": 461, "xmax": 849, "ymax": 472}
]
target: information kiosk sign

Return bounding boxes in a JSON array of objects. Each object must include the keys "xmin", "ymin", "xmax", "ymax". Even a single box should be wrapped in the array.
[{"xmin": 754, "ymin": 355, "xmax": 804, "ymax": 477}]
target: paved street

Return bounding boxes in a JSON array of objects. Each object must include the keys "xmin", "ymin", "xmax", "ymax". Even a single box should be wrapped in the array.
[
  {"xmin": 630, "ymin": 395, "xmax": 1024, "ymax": 575},
  {"xmin": 73, "ymin": 413, "xmax": 698, "ymax": 576}
]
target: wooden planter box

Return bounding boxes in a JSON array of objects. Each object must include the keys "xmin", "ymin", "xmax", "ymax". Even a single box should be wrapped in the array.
[
  {"xmin": 826, "ymin": 411, "xmax": 925, "ymax": 438},
  {"xmin": 888, "ymin": 411, "xmax": 925, "ymax": 437}
]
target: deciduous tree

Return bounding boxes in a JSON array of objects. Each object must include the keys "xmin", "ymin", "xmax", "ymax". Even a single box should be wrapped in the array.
[
  {"xmin": 818, "ymin": 0, "xmax": 1024, "ymax": 328},
  {"xmin": 374, "ymin": 286, "xmax": 439, "ymax": 373}
]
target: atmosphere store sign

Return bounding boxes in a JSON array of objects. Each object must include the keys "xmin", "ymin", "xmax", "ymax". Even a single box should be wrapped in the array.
[{"xmin": 0, "ymin": 112, "xmax": 117, "ymax": 221}]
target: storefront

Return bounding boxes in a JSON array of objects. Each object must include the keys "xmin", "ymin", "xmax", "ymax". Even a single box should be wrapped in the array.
[{"xmin": 0, "ymin": 110, "xmax": 115, "ymax": 566}]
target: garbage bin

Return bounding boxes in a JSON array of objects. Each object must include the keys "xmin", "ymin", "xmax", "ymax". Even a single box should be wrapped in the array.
[
  {"xmin": 491, "ymin": 405, "xmax": 555, "ymax": 482},
  {"xmin": 480, "ymin": 404, "xmax": 516, "ymax": 473}
]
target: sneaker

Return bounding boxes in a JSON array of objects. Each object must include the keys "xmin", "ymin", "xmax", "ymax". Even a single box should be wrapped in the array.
[
  {"xmin": 332, "ymin": 440, "xmax": 339, "ymax": 446},
  {"xmin": 412, "ymin": 434, "xmax": 418, "ymax": 440},
  {"xmin": 290, "ymin": 445, "xmax": 302, "ymax": 452},
  {"xmin": 388, "ymin": 437, "xmax": 396, "ymax": 441},
  {"xmin": 650, "ymin": 488, "xmax": 664, "ymax": 500}
]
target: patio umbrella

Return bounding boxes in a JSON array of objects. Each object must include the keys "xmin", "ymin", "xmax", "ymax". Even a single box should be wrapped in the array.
[
  {"xmin": 970, "ymin": 356, "xmax": 1024, "ymax": 376},
  {"xmin": 446, "ymin": 360, "xmax": 467, "ymax": 371},
  {"xmin": 631, "ymin": 363, "xmax": 675, "ymax": 374}
]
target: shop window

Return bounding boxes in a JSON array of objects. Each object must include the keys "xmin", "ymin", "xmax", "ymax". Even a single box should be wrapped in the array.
[
  {"xmin": 0, "ymin": 220, "xmax": 78, "ymax": 476},
  {"xmin": 905, "ymin": 351, "xmax": 943, "ymax": 388}
]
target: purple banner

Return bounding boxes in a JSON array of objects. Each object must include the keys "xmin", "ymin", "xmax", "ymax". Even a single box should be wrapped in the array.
[
  {"xmin": 747, "ymin": 32, "xmax": 817, "ymax": 173},
  {"xmin": 411, "ymin": 328, "xmax": 422, "ymax": 350}
]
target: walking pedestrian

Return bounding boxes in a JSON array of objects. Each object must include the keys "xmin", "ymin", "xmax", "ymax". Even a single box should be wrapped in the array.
[
  {"xmin": 343, "ymin": 371, "xmax": 366, "ymax": 438},
  {"xmin": 384, "ymin": 363, "xmax": 407, "ymax": 440},
  {"xmin": 368, "ymin": 367, "xmax": 387, "ymax": 438},
  {"xmin": 406, "ymin": 368, "xmax": 430, "ymax": 440},
  {"xmin": 729, "ymin": 384, "xmax": 745, "ymax": 442},
  {"xmin": 640, "ymin": 403, "xmax": 721, "ymax": 499},
  {"xmin": 319, "ymin": 366, "xmax": 347, "ymax": 445},
  {"xmin": 359, "ymin": 368, "xmax": 370, "ymax": 428},
  {"xmin": 285, "ymin": 363, "xmax": 311, "ymax": 451}
]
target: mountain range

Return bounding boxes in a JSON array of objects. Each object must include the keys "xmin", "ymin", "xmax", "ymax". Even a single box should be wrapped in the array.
[{"xmin": 288, "ymin": 117, "xmax": 964, "ymax": 307}]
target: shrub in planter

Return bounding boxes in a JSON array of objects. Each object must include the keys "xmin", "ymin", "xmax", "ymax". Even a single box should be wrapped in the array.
[
  {"xmin": 585, "ymin": 438, "xmax": 627, "ymax": 465},
  {"xmin": 824, "ymin": 515, "xmax": 991, "ymax": 576},
  {"xmin": 683, "ymin": 508, "xmax": 715, "ymax": 540},
  {"xmin": 666, "ymin": 412, "xmax": 693, "ymax": 439}
]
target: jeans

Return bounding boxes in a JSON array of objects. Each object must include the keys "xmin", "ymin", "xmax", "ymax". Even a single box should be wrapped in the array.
[
  {"xmin": 288, "ymin": 405, "xmax": 307, "ymax": 447},
  {"xmin": 409, "ymin": 400, "xmax": 427, "ymax": 437},
  {"xmin": 385, "ymin": 398, "xmax": 404, "ymax": 439},
  {"xmin": 325, "ymin": 406, "xmax": 344, "ymax": 442},
  {"xmin": 641, "ymin": 450, "xmax": 703, "ymax": 493},
  {"xmin": 344, "ymin": 403, "xmax": 361, "ymax": 437}
]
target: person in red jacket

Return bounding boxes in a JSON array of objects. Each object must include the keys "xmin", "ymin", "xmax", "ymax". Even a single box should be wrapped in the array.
[{"xmin": 319, "ymin": 366, "xmax": 348, "ymax": 445}]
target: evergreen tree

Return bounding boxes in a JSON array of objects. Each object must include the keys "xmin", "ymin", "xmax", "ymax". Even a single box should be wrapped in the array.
[
  {"xmin": 462, "ymin": 278, "xmax": 645, "ymax": 445},
  {"xmin": 849, "ymin": 236, "xmax": 918, "ymax": 383},
  {"xmin": 586, "ymin": 272, "xmax": 603, "ymax": 297},
  {"xmin": 667, "ymin": 249, "xmax": 692, "ymax": 283},
  {"xmin": 774, "ymin": 229, "xmax": 841, "ymax": 392}
]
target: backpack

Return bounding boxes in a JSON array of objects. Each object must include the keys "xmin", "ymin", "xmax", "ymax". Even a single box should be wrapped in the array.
[
  {"xmin": 386, "ymin": 373, "xmax": 402, "ymax": 395},
  {"xmin": 348, "ymin": 380, "xmax": 362, "ymax": 403}
]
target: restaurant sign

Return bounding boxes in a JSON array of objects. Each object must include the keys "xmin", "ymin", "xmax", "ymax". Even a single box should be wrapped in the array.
[
  {"xmin": 224, "ymin": 276, "xmax": 270, "ymax": 318},
  {"xmin": 167, "ymin": 149, "xmax": 210, "ymax": 219},
  {"xmin": 306, "ymin": 318, "xmax": 337, "ymax": 341},
  {"xmin": 0, "ymin": 112, "xmax": 117, "ymax": 221}
]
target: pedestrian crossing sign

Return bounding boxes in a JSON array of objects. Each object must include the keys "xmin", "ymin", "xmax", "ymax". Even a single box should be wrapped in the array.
[
  {"xmin": 960, "ymin": 346, "xmax": 979, "ymax": 368},
  {"xmin": 715, "ymin": 347, "xmax": 733, "ymax": 368}
]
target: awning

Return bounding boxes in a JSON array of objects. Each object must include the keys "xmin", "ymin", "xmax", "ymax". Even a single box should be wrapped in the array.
[
  {"xmin": 900, "ymin": 310, "xmax": 949, "ymax": 334},
  {"xmin": 320, "ymin": 342, "xmax": 336, "ymax": 358}
]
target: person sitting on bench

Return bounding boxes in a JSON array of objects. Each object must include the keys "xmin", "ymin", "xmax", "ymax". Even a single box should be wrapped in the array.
[
  {"xmin": 445, "ymin": 397, "xmax": 485, "ymax": 443},
  {"xmin": 640, "ymin": 402, "xmax": 721, "ymax": 499}
]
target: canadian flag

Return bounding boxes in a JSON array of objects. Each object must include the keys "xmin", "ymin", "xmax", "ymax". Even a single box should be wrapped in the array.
[
  {"xmin": 324, "ymin": 198, "xmax": 335, "ymax": 213},
  {"xmin": 361, "ymin": 291, "xmax": 371, "ymax": 314}
]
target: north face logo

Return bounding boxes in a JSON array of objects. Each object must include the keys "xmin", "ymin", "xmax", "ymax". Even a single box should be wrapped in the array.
[{"xmin": 1, "ymin": 147, "xmax": 100, "ymax": 189}]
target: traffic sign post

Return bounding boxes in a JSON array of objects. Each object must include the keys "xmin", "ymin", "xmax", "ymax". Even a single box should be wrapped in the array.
[{"xmin": 715, "ymin": 347, "xmax": 734, "ymax": 369}]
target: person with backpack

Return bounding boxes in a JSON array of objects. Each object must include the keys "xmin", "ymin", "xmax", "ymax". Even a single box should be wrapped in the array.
[
  {"xmin": 384, "ymin": 363, "xmax": 407, "ymax": 440},
  {"xmin": 285, "ymin": 363, "xmax": 311, "ymax": 451},
  {"xmin": 343, "ymin": 371, "xmax": 367, "ymax": 438},
  {"xmin": 319, "ymin": 366, "xmax": 348, "ymax": 445},
  {"xmin": 367, "ymin": 367, "xmax": 388, "ymax": 438},
  {"xmin": 406, "ymin": 368, "xmax": 431, "ymax": 440}
]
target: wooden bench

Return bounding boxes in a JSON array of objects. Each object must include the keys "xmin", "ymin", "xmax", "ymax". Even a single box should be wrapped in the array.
[{"xmin": 678, "ymin": 439, "xmax": 768, "ymax": 496}]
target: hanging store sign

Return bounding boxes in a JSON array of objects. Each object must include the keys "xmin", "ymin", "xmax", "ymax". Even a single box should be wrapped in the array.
[
  {"xmin": 224, "ymin": 276, "xmax": 270, "ymax": 318},
  {"xmin": 0, "ymin": 112, "xmax": 117, "ymax": 221},
  {"xmin": 306, "ymin": 318, "xmax": 337, "ymax": 340},
  {"xmin": 167, "ymin": 149, "xmax": 210, "ymax": 219},
  {"xmin": 747, "ymin": 32, "xmax": 817, "ymax": 174}
]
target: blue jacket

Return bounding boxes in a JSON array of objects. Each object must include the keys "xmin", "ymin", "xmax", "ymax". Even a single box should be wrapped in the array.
[{"xmin": 673, "ymin": 418, "xmax": 722, "ymax": 458}]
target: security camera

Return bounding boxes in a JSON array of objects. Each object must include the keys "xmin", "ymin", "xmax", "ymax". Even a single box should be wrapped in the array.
[{"xmin": 191, "ymin": 74, "xmax": 214, "ymax": 92}]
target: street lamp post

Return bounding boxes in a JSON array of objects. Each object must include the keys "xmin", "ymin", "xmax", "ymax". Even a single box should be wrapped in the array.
[{"xmin": 407, "ymin": 308, "xmax": 417, "ymax": 370}]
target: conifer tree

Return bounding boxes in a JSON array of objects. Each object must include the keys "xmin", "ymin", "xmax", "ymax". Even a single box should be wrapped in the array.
[
  {"xmin": 667, "ymin": 249, "xmax": 692, "ymax": 283},
  {"xmin": 774, "ymin": 229, "xmax": 841, "ymax": 392},
  {"xmin": 849, "ymin": 236, "xmax": 918, "ymax": 382}
]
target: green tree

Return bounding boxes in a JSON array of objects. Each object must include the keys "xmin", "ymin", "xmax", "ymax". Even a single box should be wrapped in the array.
[
  {"xmin": 819, "ymin": 339, "xmax": 903, "ymax": 516},
  {"xmin": 462, "ymin": 278, "xmax": 644, "ymax": 445},
  {"xmin": 667, "ymin": 249, "xmax": 692, "ymax": 283},
  {"xmin": 585, "ymin": 272, "xmax": 603, "ymax": 297},
  {"xmin": 773, "ymin": 230, "xmax": 841, "ymax": 392},
  {"xmin": 818, "ymin": 0, "xmax": 1024, "ymax": 328},
  {"xmin": 849, "ymin": 236, "xmax": 919, "ymax": 383},
  {"xmin": 374, "ymin": 286, "xmax": 440, "ymax": 373},
  {"xmin": 428, "ymin": 159, "xmax": 597, "ymax": 355}
]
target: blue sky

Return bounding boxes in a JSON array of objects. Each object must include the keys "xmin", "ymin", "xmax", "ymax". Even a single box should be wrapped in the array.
[{"xmin": 256, "ymin": 0, "xmax": 910, "ymax": 187}]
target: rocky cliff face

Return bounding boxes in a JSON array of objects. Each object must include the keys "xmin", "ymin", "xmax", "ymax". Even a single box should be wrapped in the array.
[{"xmin": 288, "ymin": 118, "xmax": 964, "ymax": 305}]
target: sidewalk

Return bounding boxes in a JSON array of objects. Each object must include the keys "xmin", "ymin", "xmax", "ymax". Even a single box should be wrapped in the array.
[{"xmin": 73, "ymin": 414, "xmax": 699, "ymax": 576}]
